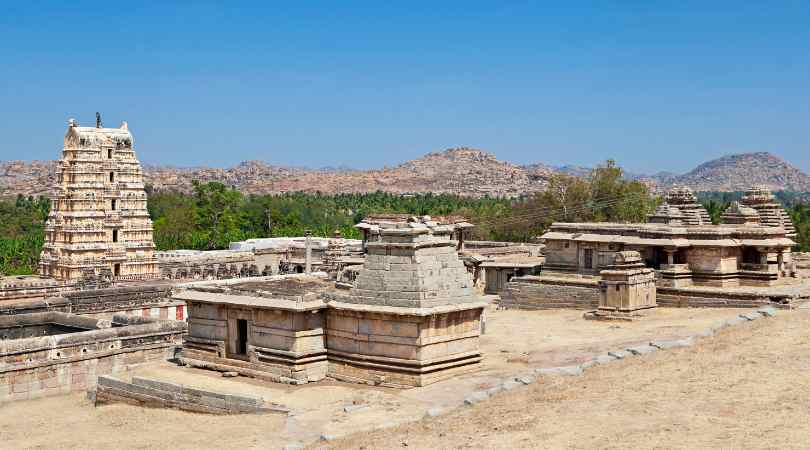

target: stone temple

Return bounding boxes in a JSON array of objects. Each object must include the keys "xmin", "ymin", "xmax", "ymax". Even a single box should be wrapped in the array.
[{"xmin": 38, "ymin": 115, "xmax": 158, "ymax": 282}]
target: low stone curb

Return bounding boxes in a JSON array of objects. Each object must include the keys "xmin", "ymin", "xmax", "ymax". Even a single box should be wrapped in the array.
[
  {"xmin": 650, "ymin": 338, "xmax": 694, "ymax": 350},
  {"xmin": 626, "ymin": 345, "xmax": 658, "ymax": 356},
  {"xmin": 608, "ymin": 350, "xmax": 631, "ymax": 359},
  {"xmin": 535, "ymin": 365, "xmax": 583, "ymax": 377},
  {"xmin": 464, "ymin": 391, "xmax": 490, "ymax": 405}
]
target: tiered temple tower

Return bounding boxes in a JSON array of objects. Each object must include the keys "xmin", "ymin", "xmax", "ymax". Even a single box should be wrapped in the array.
[
  {"xmin": 740, "ymin": 185, "xmax": 796, "ymax": 237},
  {"xmin": 664, "ymin": 186, "xmax": 711, "ymax": 225},
  {"xmin": 39, "ymin": 115, "xmax": 158, "ymax": 282}
]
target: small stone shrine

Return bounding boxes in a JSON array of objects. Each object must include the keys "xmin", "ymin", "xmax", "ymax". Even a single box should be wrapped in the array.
[
  {"xmin": 586, "ymin": 251, "xmax": 657, "ymax": 320},
  {"xmin": 326, "ymin": 217, "xmax": 487, "ymax": 387}
]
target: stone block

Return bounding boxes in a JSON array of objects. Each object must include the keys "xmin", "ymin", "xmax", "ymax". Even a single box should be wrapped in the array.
[
  {"xmin": 535, "ymin": 365, "xmax": 583, "ymax": 377},
  {"xmin": 515, "ymin": 373, "xmax": 537, "ymax": 385},
  {"xmin": 625, "ymin": 345, "xmax": 658, "ymax": 356},
  {"xmin": 501, "ymin": 379, "xmax": 522, "ymax": 391},
  {"xmin": 757, "ymin": 306, "xmax": 778, "ymax": 317},
  {"xmin": 608, "ymin": 350, "xmax": 630, "ymax": 359},
  {"xmin": 649, "ymin": 338, "xmax": 693, "ymax": 350},
  {"xmin": 740, "ymin": 311, "xmax": 763, "ymax": 321},
  {"xmin": 593, "ymin": 354, "xmax": 617, "ymax": 365}
]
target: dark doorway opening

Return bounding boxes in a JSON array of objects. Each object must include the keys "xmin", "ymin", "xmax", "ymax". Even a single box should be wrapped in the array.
[
  {"xmin": 236, "ymin": 319, "xmax": 248, "ymax": 355},
  {"xmin": 113, "ymin": 264, "xmax": 120, "ymax": 277},
  {"xmin": 583, "ymin": 248, "xmax": 594, "ymax": 270}
]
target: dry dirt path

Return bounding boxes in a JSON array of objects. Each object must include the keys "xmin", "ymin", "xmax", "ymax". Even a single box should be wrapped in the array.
[{"xmin": 327, "ymin": 308, "xmax": 810, "ymax": 449}]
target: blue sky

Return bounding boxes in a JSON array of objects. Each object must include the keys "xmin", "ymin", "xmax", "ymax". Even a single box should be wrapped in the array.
[{"xmin": 1, "ymin": 1, "xmax": 808, "ymax": 173}]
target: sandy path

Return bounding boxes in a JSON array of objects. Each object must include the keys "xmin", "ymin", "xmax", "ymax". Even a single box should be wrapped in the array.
[{"xmin": 327, "ymin": 309, "xmax": 810, "ymax": 449}]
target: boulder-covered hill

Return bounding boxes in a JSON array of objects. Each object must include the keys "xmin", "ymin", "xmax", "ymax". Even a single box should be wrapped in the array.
[
  {"xmin": 652, "ymin": 152, "xmax": 810, "ymax": 192},
  {"xmin": 0, "ymin": 148, "xmax": 552, "ymax": 198}
]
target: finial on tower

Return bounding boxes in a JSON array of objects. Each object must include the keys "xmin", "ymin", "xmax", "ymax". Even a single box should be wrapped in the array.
[
  {"xmin": 120, "ymin": 121, "xmax": 128, "ymax": 130},
  {"xmin": 96, "ymin": 112, "xmax": 103, "ymax": 128},
  {"xmin": 68, "ymin": 118, "xmax": 77, "ymax": 127}
]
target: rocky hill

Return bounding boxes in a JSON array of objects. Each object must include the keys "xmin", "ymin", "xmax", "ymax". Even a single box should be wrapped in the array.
[
  {"xmin": 0, "ymin": 148, "xmax": 550, "ymax": 198},
  {"xmin": 2, "ymin": 150, "xmax": 808, "ymax": 198},
  {"xmin": 651, "ymin": 152, "xmax": 810, "ymax": 192}
]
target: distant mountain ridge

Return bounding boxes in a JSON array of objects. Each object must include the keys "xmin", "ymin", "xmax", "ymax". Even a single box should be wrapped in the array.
[
  {"xmin": 1, "ymin": 150, "xmax": 808, "ymax": 198},
  {"xmin": 652, "ymin": 152, "xmax": 810, "ymax": 192}
]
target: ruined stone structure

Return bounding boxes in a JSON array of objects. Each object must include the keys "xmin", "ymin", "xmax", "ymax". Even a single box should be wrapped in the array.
[
  {"xmin": 587, "ymin": 251, "xmax": 657, "ymax": 320},
  {"xmin": 39, "ymin": 117, "xmax": 158, "ymax": 282},
  {"xmin": 720, "ymin": 201, "xmax": 761, "ymax": 226},
  {"xmin": 93, "ymin": 375, "xmax": 287, "ymax": 415},
  {"xmin": 0, "ymin": 312, "xmax": 184, "ymax": 402},
  {"xmin": 663, "ymin": 186, "xmax": 711, "ymax": 225},
  {"xmin": 740, "ymin": 185, "xmax": 797, "ymax": 237},
  {"xmin": 540, "ymin": 186, "xmax": 797, "ymax": 287},
  {"xmin": 0, "ymin": 276, "xmax": 65, "ymax": 301},
  {"xmin": 157, "ymin": 250, "xmax": 260, "ymax": 280},
  {"xmin": 175, "ymin": 275, "xmax": 333, "ymax": 384},
  {"xmin": 174, "ymin": 218, "xmax": 487, "ymax": 388},
  {"xmin": 326, "ymin": 219, "xmax": 486, "ymax": 387},
  {"xmin": 356, "ymin": 214, "xmax": 474, "ymax": 252}
]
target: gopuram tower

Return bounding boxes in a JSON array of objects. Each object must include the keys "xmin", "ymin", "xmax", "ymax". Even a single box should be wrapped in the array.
[{"xmin": 39, "ymin": 114, "xmax": 159, "ymax": 282}]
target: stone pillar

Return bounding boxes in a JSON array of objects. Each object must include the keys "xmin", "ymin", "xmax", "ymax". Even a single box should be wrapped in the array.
[
  {"xmin": 665, "ymin": 249, "xmax": 675, "ymax": 266},
  {"xmin": 777, "ymin": 250, "xmax": 785, "ymax": 276},
  {"xmin": 304, "ymin": 230, "xmax": 312, "ymax": 274},
  {"xmin": 759, "ymin": 249, "xmax": 769, "ymax": 267}
]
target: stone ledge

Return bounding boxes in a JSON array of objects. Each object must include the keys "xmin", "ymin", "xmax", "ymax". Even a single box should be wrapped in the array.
[{"xmin": 93, "ymin": 375, "xmax": 288, "ymax": 415}]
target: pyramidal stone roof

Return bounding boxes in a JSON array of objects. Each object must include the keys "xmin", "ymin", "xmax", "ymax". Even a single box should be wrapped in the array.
[
  {"xmin": 740, "ymin": 185, "xmax": 796, "ymax": 237},
  {"xmin": 344, "ymin": 219, "xmax": 482, "ymax": 309},
  {"xmin": 664, "ymin": 186, "xmax": 711, "ymax": 225},
  {"xmin": 647, "ymin": 203, "xmax": 685, "ymax": 225},
  {"xmin": 721, "ymin": 201, "xmax": 761, "ymax": 225}
]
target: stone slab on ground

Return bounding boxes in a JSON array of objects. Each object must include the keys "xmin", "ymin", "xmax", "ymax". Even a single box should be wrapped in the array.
[
  {"xmin": 650, "ymin": 338, "xmax": 694, "ymax": 350},
  {"xmin": 740, "ymin": 311, "xmax": 763, "ymax": 321},
  {"xmin": 757, "ymin": 306, "xmax": 778, "ymax": 317},
  {"xmin": 626, "ymin": 345, "xmax": 658, "ymax": 356},
  {"xmin": 608, "ymin": 350, "xmax": 631, "ymax": 359},
  {"xmin": 535, "ymin": 365, "xmax": 584, "ymax": 377}
]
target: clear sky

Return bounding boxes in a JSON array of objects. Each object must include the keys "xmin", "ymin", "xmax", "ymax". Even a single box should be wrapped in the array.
[{"xmin": 1, "ymin": 1, "xmax": 808, "ymax": 174}]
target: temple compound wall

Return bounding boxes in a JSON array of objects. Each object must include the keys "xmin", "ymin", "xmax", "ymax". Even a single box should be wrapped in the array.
[
  {"xmin": 39, "ymin": 116, "xmax": 158, "ymax": 283},
  {"xmin": 175, "ymin": 218, "xmax": 487, "ymax": 388},
  {"xmin": 0, "ymin": 276, "xmax": 66, "ymax": 301},
  {"xmin": 0, "ymin": 312, "xmax": 185, "ymax": 402},
  {"xmin": 0, "ymin": 283, "xmax": 187, "ymax": 322}
]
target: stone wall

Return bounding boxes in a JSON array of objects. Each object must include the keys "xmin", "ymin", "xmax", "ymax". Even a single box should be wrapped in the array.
[
  {"xmin": 181, "ymin": 300, "xmax": 328, "ymax": 384},
  {"xmin": 657, "ymin": 287, "xmax": 794, "ymax": 309},
  {"xmin": 0, "ymin": 276, "xmax": 66, "ymax": 301},
  {"xmin": 326, "ymin": 306, "xmax": 483, "ymax": 388},
  {"xmin": 0, "ymin": 284, "xmax": 187, "ymax": 321},
  {"xmin": 0, "ymin": 313, "xmax": 185, "ymax": 403},
  {"xmin": 93, "ymin": 375, "xmax": 287, "ymax": 415},
  {"xmin": 500, "ymin": 276, "xmax": 601, "ymax": 310}
]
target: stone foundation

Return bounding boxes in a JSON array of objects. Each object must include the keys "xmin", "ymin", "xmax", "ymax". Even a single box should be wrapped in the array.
[
  {"xmin": 500, "ymin": 276, "xmax": 600, "ymax": 310},
  {"xmin": 0, "ymin": 313, "xmax": 185, "ymax": 403},
  {"xmin": 93, "ymin": 375, "xmax": 287, "ymax": 415},
  {"xmin": 325, "ymin": 304, "xmax": 483, "ymax": 388}
]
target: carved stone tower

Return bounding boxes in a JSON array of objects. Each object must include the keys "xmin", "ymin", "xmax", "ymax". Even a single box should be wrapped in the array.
[{"xmin": 39, "ymin": 116, "xmax": 159, "ymax": 282}]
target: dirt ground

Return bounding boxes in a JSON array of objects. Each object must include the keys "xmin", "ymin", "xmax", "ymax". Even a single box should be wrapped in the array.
[
  {"xmin": 0, "ymin": 307, "xmax": 800, "ymax": 449},
  {"xmin": 329, "ymin": 308, "xmax": 810, "ymax": 449}
]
